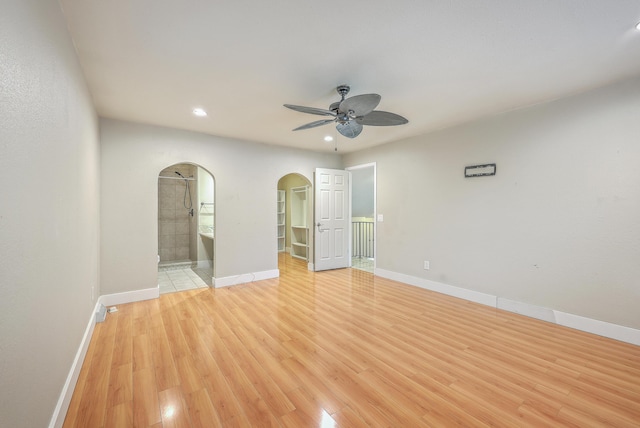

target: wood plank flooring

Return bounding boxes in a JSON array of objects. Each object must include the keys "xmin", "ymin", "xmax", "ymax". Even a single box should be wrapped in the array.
[{"xmin": 63, "ymin": 254, "xmax": 640, "ymax": 427}]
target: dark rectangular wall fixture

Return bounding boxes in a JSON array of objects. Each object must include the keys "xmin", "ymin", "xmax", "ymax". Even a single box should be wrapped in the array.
[{"xmin": 465, "ymin": 163, "xmax": 496, "ymax": 177}]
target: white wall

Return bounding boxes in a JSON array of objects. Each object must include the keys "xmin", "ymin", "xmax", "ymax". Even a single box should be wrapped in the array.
[
  {"xmin": 0, "ymin": 1, "xmax": 100, "ymax": 426},
  {"xmin": 100, "ymin": 119, "xmax": 341, "ymax": 293},
  {"xmin": 344, "ymin": 75, "xmax": 640, "ymax": 330}
]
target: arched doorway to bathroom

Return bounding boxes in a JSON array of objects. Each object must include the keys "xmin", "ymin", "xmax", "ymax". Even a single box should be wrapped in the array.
[
  {"xmin": 277, "ymin": 173, "xmax": 313, "ymax": 271},
  {"xmin": 157, "ymin": 163, "xmax": 215, "ymax": 294}
]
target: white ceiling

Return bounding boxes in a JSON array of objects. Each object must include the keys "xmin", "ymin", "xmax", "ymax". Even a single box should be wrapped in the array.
[{"xmin": 60, "ymin": 0, "xmax": 640, "ymax": 153}]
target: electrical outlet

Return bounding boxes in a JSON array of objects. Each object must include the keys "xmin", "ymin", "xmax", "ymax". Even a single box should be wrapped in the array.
[{"xmin": 423, "ymin": 261, "xmax": 430, "ymax": 270}]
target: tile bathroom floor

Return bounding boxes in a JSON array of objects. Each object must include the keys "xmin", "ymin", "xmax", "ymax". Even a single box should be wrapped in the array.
[{"xmin": 158, "ymin": 266, "xmax": 212, "ymax": 294}]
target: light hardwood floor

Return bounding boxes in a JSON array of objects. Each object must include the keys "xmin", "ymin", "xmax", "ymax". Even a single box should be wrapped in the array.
[{"xmin": 63, "ymin": 254, "xmax": 640, "ymax": 427}]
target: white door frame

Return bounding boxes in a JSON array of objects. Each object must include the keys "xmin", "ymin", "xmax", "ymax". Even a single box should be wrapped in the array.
[{"xmin": 345, "ymin": 162, "xmax": 376, "ymax": 270}]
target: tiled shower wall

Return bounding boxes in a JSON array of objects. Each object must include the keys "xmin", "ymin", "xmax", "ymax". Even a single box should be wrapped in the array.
[{"xmin": 158, "ymin": 164, "xmax": 197, "ymax": 264}]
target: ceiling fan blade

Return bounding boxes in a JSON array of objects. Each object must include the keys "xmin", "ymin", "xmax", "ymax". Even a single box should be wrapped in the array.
[
  {"xmin": 336, "ymin": 121, "xmax": 363, "ymax": 138},
  {"xmin": 339, "ymin": 94, "xmax": 381, "ymax": 117},
  {"xmin": 284, "ymin": 104, "xmax": 336, "ymax": 117},
  {"xmin": 355, "ymin": 110, "xmax": 409, "ymax": 126},
  {"xmin": 293, "ymin": 119, "xmax": 334, "ymax": 131}
]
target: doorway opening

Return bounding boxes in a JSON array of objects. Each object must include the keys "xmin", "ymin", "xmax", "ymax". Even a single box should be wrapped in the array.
[
  {"xmin": 157, "ymin": 163, "xmax": 215, "ymax": 293},
  {"xmin": 277, "ymin": 173, "xmax": 313, "ymax": 270},
  {"xmin": 347, "ymin": 163, "xmax": 376, "ymax": 273}
]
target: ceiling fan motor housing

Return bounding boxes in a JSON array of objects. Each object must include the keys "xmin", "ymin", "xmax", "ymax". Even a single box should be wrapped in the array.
[{"xmin": 337, "ymin": 113, "xmax": 351, "ymax": 124}]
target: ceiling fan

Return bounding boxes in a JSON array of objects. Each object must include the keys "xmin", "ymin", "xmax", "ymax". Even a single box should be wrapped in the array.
[{"xmin": 284, "ymin": 85, "xmax": 408, "ymax": 138}]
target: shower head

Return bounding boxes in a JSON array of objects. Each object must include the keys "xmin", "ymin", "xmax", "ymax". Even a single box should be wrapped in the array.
[{"xmin": 175, "ymin": 171, "xmax": 185, "ymax": 178}]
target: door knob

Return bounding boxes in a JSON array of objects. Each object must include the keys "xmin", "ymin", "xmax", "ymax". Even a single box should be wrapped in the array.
[{"xmin": 317, "ymin": 222, "xmax": 329, "ymax": 232}]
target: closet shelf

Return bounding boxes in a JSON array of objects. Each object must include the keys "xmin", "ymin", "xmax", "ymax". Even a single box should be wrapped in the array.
[
  {"xmin": 277, "ymin": 190, "xmax": 286, "ymax": 252},
  {"xmin": 290, "ymin": 185, "xmax": 310, "ymax": 261}
]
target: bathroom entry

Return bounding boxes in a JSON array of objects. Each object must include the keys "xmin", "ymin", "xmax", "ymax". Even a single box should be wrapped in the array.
[{"xmin": 158, "ymin": 163, "xmax": 215, "ymax": 293}]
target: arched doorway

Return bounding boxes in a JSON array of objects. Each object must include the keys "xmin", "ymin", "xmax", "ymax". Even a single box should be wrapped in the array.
[
  {"xmin": 277, "ymin": 173, "xmax": 313, "ymax": 270},
  {"xmin": 157, "ymin": 163, "xmax": 215, "ymax": 293}
]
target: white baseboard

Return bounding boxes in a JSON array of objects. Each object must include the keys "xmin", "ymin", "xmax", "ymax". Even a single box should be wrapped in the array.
[
  {"xmin": 375, "ymin": 268, "xmax": 496, "ymax": 307},
  {"xmin": 48, "ymin": 301, "xmax": 100, "ymax": 428},
  {"xmin": 99, "ymin": 285, "xmax": 159, "ymax": 307},
  {"xmin": 50, "ymin": 285, "xmax": 160, "ymax": 427},
  {"xmin": 497, "ymin": 298, "xmax": 556, "ymax": 323},
  {"xmin": 374, "ymin": 268, "xmax": 640, "ymax": 346},
  {"xmin": 214, "ymin": 269, "xmax": 279, "ymax": 288},
  {"xmin": 554, "ymin": 311, "xmax": 640, "ymax": 346}
]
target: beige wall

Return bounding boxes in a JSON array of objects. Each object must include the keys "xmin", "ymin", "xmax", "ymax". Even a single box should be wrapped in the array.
[
  {"xmin": 100, "ymin": 119, "xmax": 341, "ymax": 293},
  {"xmin": 0, "ymin": 0, "xmax": 100, "ymax": 426},
  {"xmin": 344, "ymin": 75, "xmax": 640, "ymax": 330}
]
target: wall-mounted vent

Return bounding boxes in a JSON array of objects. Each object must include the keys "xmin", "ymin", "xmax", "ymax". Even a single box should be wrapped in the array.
[{"xmin": 465, "ymin": 163, "xmax": 496, "ymax": 177}]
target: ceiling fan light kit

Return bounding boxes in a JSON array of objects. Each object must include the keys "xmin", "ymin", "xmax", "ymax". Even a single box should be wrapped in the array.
[{"xmin": 284, "ymin": 85, "xmax": 408, "ymax": 139}]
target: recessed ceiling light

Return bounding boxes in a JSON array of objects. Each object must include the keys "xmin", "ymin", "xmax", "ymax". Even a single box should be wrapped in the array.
[
  {"xmin": 636, "ymin": 21, "xmax": 640, "ymax": 30},
  {"xmin": 193, "ymin": 108, "xmax": 207, "ymax": 117},
  {"xmin": 324, "ymin": 136, "xmax": 334, "ymax": 142}
]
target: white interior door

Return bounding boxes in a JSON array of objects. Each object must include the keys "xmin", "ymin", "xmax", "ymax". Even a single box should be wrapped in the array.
[{"xmin": 314, "ymin": 168, "xmax": 350, "ymax": 271}]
